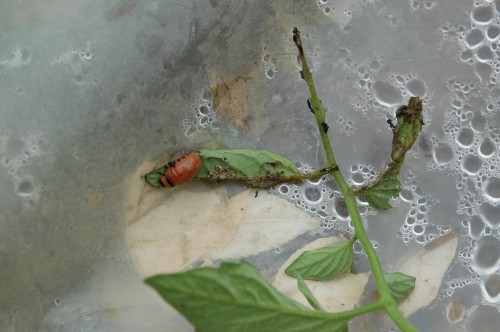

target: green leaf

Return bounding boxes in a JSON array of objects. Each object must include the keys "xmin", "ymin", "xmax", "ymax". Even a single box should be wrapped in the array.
[
  {"xmin": 357, "ymin": 97, "xmax": 423, "ymax": 210},
  {"xmin": 145, "ymin": 260, "xmax": 348, "ymax": 332},
  {"xmin": 196, "ymin": 148, "xmax": 301, "ymax": 188},
  {"xmin": 144, "ymin": 165, "xmax": 167, "ymax": 187},
  {"xmin": 197, "ymin": 148, "xmax": 299, "ymax": 178},
  {"xmin": 144, "ymin": 149, "xmax": 335, "ymax": 189},
  {"xmin": 384, "ymin": 272, "xmax": 416, "ymax": 302},
  {"xmin": 391, "ymin": 97, "xmax": 424, "ymax": 162},
  {"xmin": 364, "ymin": 164, "xmax": 401, "ymax": 210},
  {"xmin": 295, "ymin": 272, "xmax": 326, "ymax": 311},
  {"xmin": 285, "ymin": 241, "xmax": 354, "ymax": 281}
]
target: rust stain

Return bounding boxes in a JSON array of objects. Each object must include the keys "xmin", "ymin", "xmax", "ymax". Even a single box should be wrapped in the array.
[
  {"xmin": 210, "ymin": 76, "xmax": 255, "ymax": 131},
  {"xmin": 105, "ymin": 0, "xmax": 139, "ymax": 21}
]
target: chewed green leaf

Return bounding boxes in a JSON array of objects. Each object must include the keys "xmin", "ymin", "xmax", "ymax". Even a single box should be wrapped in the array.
[
  {"xmin": 286, "ymin": 241, "xmax": 354, "ymax": 281},
  {"xmin": 145, "ymin": 165, "xmax": 167, "ymax": 187},
  {"xmin": 295, "ymin": 272, "xmax": 326, "ymax": 311},
  {"xmin": 144, "ymin": 149, "xmax": 335, "ymax": 189},
  {"xmin": 196, "ymin": 148, "xmax": 302, "ymax": 188},
  {"xmin": 197, "ymin": 148, "xmax": 299, "ymax": 178},
  {"xmin": 384, "ymin": 272, "xmax": 416, "ymax": 302},
  {"xmin": 357, "ymin": 97, "xmax": 423, "ymax": 210},
  {"xmin": 391, "ymin": 97, "xmax": 424, "ymax": 162},
  {"xmin": 364, "ymin": 164, "xmax": 401, "ymax": 210},
  {"xmin": 146, "ymin": 260, "xmax": 348, "ymax": 332}
]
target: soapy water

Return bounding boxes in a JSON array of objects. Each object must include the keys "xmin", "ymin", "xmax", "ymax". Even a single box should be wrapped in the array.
[
  {"xmin": 0, "ymin": 48, "xmax": 32, "ymax": 68},
  {"xmin": 179, "ymin": 10, "xmax": 499, "ymax": 313},
  {"xmin": 271, "ymin": 163, "xmax": 382, "ymax": 234},
  {"xmin": 182, "ymin": 90, "xmax": 220, "ymax": 137},
  {"xmin": 52, "ymin": 41, "xmax": 95, "ymax": 85},
  {"xmin": 0, "ymin": 130, "xmax": 45, "ymax": 207},
  {"xmin": 1, "ymin": 0, "xmax": 499, "ymax": 330},
  {"xmin": 481, "ymin": 274, "xmax": 500, "ymax": 303},
  {"xmin": 34, "ymin": 21, "xmax": 500, "ymax": 317},
  {"xmin": 177, "ymin": 0, "xmax": 500, "ymax": 321},
  {"xmin": 422, "ymin": 2, "xmax": 500, "ymax": 312}
]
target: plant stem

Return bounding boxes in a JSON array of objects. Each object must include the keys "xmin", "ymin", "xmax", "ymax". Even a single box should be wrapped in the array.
[
  {"xmin": 292, "ymin": 27, "xmax": 417, "ymax": 332},
  {"xmin": 334, "ymin": 300, "xmax": 385, "ymax": 319},
  {"xmin": 307, "ymin": 300, "xmax": 386, "ymax": 321}
]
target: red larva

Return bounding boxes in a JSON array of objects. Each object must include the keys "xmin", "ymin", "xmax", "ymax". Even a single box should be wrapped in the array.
[{"xmin": 160, "ymin": 153, "xmax": 202, "ymax": 188}]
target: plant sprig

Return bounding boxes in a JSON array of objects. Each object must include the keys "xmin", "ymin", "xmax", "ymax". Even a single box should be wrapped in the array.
[
  {"xmin": 353, "ymin": 97, "xmax": 423, "ymax": 209},
  {"xmin": 145, "ymin": 27, "xmax": 422, "ymax": 332},
  {"xmin": 292, "ymin": 27, "xmax": 417, "ymax": 331},
  {"xmin": 145, "ymin": 148, "xmax": 338, "ymax": 188}
]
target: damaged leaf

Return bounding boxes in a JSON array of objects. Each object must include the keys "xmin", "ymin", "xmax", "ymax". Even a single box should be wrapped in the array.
[
  {"xmin": 197, "ymin": 148, "xmax": 336, "ymax": 188},
  {"xmin": 391, "ymin": 97, "xmax": 424, "ymax": 162},
  {"xmin": 364, "ymin": 164, "xmax": 401, "ymax": 210},
  {"xmin": 198, "ymin": 148, "xmax": 300, "ymax": 178},
  {"xmin": 357, "ymin": 97, "xmax": 423, "ymax": 210},
  {"xmin": 145, "ymin": 149, "xmax": 336, "ymax": 189},
  {"xmin": 144, "ymin": 149, "xmax": 299, "ymax": 188}
]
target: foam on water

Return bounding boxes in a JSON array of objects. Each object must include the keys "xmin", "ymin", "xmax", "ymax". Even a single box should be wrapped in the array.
[
  {"xmin": 387, "ymin": 1, "xmax": 500, "ymax": 304},
  {"xmin": 336, "ymin": 116, "xmax": 356, "ymax": 136},
  {"xmin": 482, "ymin": 177, "xmax": 500, "ymax": 203},
  {"xmin": 0, "ymin": 48, "xmax": 32, "ymax": 68},
  {"xmin": 466, "ymin": 215, "xmax": 486, "ymax": 239},
  {"xmin": 372, "ymin": 81, "xmax": 402, "ymax": 107},
  {"xmin": 271, "ymin": 165, "xmax": 364, "ymax": 233},
  {"xmin": 261, "ymin": 47, "xmax": 279, "ymax": 80},
  {"xmin": 481, "ymin": 274, "xmax": 500, "ymax": 303},
  {"xmin": 477, "ymin": 137, "xmax": 497, "ymax": 158},
  {"xmin": 15, "ymin": 0, "xmax": 489, "ymax": 328},
  {"xmin": 465, "ymin": 29, "xmax": 484, "ymax": 49},
  {"xmin": 398, "ymin": 180, "xmax": 437, "ymax": 244},
  {"xmin": 485, "ymin": 24, "xmax": 500, "ymax": 41},
  {"xmin": 471, "ymin": 5, "xmax": 495, "ymax": 25},
  {"xmin": 182, "ymin": 88, "xmax": 224, "ymax": 137},
  {"xmin": 348, "ymin": 55, "xmax": 432, "ymax": 121},
  {"xmin": 470, "ymin": 235, "xmax": 500, "ymax": 275},
  {"xmin": 0, "ymin": 130, "xmax": 46, "ymax": 208},
  {"xmin": 433, "ymin": 142, "xmax": 454, "ymax": 165},
  {"xmin": 478, "ymin": 201, "xmax": 500, "ymax": 228},
  {"xmin": 462, "ymin": 155, "xmax": 483, "ymax": 175}
]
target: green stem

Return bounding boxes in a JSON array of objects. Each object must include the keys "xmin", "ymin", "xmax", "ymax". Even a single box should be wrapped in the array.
[
  {"xmin": 348, "ymin": 234, "xmax": 358, "ymax": 245},
  {"xmin": 312, "ymin": 300, "xmax": 386, "ymax": 321},
  {"xmin": 334, "ymin": 300, "xmax": 385, "ymax": 320},
  {"xmin": 293, "ymin": 27, "xmax": 417, "ymax": 332}
]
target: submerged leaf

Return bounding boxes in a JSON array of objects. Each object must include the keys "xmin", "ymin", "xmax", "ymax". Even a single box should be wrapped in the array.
[
  {"xmin": 357, "ymin": 97, "xmax": 423, "ymax": 210},
  {"xmin": 285, "ymin": 241, "xmax": 354, "ymax": 281},
  {"xmin": 146, "ymin": 260, "xmax": 348, "ymax": 332},
  {"xmin": 384, "ymin": 272, "xmax": 416, "ymax": 302},
  {"xmin": 398, "ymin": 230, "xmax": 458, "ymax": 316}
]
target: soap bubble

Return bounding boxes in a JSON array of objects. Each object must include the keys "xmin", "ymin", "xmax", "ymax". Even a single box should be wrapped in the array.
[
  {"xmin": 482, "ymin": 177, "xmax": 500, "ymax": 203},
  {"xmin": 470, "ymin": 235, "xmax": 500, "ymax": 275},
  {"xmin": 471, "ymin": 6, "xmax": 494, "ymax": 25}
]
